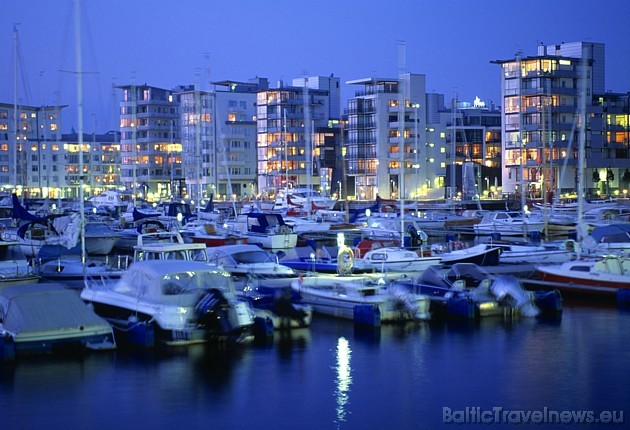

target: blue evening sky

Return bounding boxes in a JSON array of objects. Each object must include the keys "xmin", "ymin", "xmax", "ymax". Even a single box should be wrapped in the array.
[{"xmin": 2, "ymin": 0, "xmax": 629, "ymax": 133}]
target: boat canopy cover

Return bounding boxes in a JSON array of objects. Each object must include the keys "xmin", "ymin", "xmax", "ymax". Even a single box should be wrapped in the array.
[
  {"xmin": 113, "ymin": 260, "xmax": 232, "ymax": 304},
  {"xmin": 419, "ymin": 263, "xmax": 489, "ymax": 289},
  {"xmin": 589, "ymin": 224, "xmax": 630, "ymax": 243},
  {"xmin": 0, "ymin": 283, "xmax": 109, "ymax": 336},
  {"xmin": 133, "ymin": 207, "xmax": 160, "ymax": 222},
  {"xmin": 245, "ymin": 213, "xmax": 287, "ymax": 233}
]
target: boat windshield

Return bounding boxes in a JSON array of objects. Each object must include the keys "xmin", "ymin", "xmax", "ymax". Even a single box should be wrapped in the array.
[
  {"xmin": 231, "ymin": 251, "xmax": 273, "ymax": 264},
  {"xmin": 162, "ymin": 270, "xmax": 228, "ymax": 295}
]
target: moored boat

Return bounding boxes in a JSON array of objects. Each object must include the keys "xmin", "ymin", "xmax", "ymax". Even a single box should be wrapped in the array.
[
  {"xmin": 534, "ymin": 256, "xmax": 630, "ymax": 296},
  {"xmin": 290, "ymin": 274, "xmax": 430, "ymax": 322},
  {"xmin": 352, "ymin": 246, "xmax": 441, "ymax": 274},
  {"xmin": 473, "ymin": 211, "xmax": 545, "ymax": 236},
  {"xmin": 80, "ymin": 260, "xmax": 256, "ymax": 347},
  {"xmin": 1, "ymin": 283, "xmax": 115, "ymax": 360}
]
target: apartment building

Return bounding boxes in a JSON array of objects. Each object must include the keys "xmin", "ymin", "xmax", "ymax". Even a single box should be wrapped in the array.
[
  {"xmin": 255, "ymin": 76, "xmax": 341, "ymax": 197},
  {"xmin": 117, "ymin": 84, "xmax": 180, "ymax": 201},
  {"xmin": 345, "ymin": 74, "xmax": 428, "ymax": 200},
  {"xmin": 493, "ymin": 41, "xmax": 607, "ymax": 199},
  {"xmin": 0, "ymin": 103, "xmax": 65, "ymax": 198}
]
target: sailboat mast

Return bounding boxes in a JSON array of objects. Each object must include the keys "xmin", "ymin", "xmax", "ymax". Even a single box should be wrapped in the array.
[
  {"xmin": 284, "ymin": 107, "xmax": 288, "ymax": 195},
  {"xmin": 195, "ymin": 88, "xmax": 202, "ymax": 209},
  {"xmin": 303, "ymin": 79, "xmax": 312, "ymax": 220},
  {"xmin": 13, "ymin": 24, "xmax": 18, "ymax": 195},
  {"xmin": 397, "ymin": 41, "xmax": 406, "ymax": 246},
  {"xmin": 576, "ymin": 49, "xmax": 589, "ymax": 254},
  {"xmin": 75, "ymin": 0, "xmax": 86, "ymax": 264},
  {"xmin": 517, "ymin": 52, "xmax": 526, "ymax": 215}
]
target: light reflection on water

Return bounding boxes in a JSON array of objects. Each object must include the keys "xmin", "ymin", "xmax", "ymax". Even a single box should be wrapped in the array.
[
  {"xmin": 334, "ymin": 337, "xmax": 352, "ymax": 426},
  {"xmin": 1, "ymin": 304, "xmax": 628, "ymax": 429}
]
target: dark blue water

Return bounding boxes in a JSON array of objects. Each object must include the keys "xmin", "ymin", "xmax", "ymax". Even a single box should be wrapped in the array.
[{"xmin": 1, "ymin": 301, "xmax": 628, "ymax": 429}]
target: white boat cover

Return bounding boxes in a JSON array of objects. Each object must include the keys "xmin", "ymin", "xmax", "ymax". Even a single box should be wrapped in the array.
[
  {"xmin": 0, "ymin": 283, "xmax": 111, "ymax": 337},
  {"xmin": 111, "ymin": 260, "xmax": 233, "ymax": 304}
]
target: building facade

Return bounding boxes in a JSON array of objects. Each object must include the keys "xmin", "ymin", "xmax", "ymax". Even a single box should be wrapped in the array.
[
  {"xmin": 255, "ymin": 76, "xmax": 341, "ymax": 197},
  {"xmin": 345, "ymin": 74, "xmax": 428, "ymax": 200},
  {"xmin": 117, "ymin": 84, "xmax": 180, "ymax": 202},
  {"xmin": 493, "ymin": 41, "xmax": 607, "ymax": 200},
  {"xmin": 0, "ymin": 103, "xmax": 64, "ymax": 198}
]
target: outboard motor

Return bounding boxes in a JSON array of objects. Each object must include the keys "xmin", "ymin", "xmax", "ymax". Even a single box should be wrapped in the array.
[
  {"xmin": 389, "ymin": 284, "xmax": 422, "ymax": 319},
  {"xmin": 490, "ymin": 275, "xmax": 540, "ymax": 317},
  {"xmin": 273, "ymin": 288, "xmax": 308, "ymax": 328},
  {"xmin": 196, "ymin": 288, "xmax": 233, "ymax": 335}
]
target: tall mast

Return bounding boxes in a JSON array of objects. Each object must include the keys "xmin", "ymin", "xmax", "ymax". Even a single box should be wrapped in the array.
[
  {"xmin": 75, "ymin": 0, "xmax": 86, "ymax": 265},
  {"xmin": 284, "ymin": 107, "xmax": 288, "ymax": 195},
  {"xmin": 195, "ymin": 86, "xmax": 202, "ymax": 208},
  {"xmin": 397, "ymin": 41, "xmax": 406, "ymax": 246},
  {"xmin": 131, "ymin": 79, "xmax": 137, "ymax": 206},
  {"xmin": 13, "ymin": 24, "xmax": 19, "ymax": 195},
  {"xmin": 516, "ymin": 52, "xmax": 526, "ymax": 214},
  {"xmin": 450, "ymin": 90, "xmax": 458, "ymax": 202},
  {"xmin": 576, "ymin": 48, "xmax": 589, "ymax": 256},
  {"xmin": 303, "ymin": 77, "xmax": 312, "ymax": 219}
]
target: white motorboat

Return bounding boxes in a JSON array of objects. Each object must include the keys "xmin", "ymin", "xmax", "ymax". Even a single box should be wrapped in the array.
[
  {"xmin": 473, "ymin": 211, "xmax": 546, "ymax": 237},
  {"xmin": 207, "ymin": 244, "xmax": 297, "ymax": 283},
  {"xmin": 229, "ymin": 212, "xmax": 297, "ymax": 249},
  {"xmin": 436, "ymin": 243, "xmax": 501, "ymax": 266},
  {"xmin": 488, "ymin": 241, "xmax": 575, "ymax": 264},
  {"xmin": 1, "ymin": 283, "xmax": 115, "ymax": 359},
  {"xmin": 290, "ymin": 274, "xmax": 430, "ymax": 322},
  {"xmin": 80, "ymin": 260, "xmax": 256, "ymax": 346},
  {"xmin": 133, "ymin": 231, "xmax": 209, "ymax": 263},
  {"xmin": 273, "ymin": 187, "xmax": 337, "ymax": 211},
  {"xmin": 34, "ymin": 253, "xmax": 127, "ymax": 290},
  {"xmin": 353, "ymin": 247, "xmax": 441, "ymax": 274}
]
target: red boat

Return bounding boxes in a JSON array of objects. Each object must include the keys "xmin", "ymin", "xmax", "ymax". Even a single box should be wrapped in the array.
[{"xmin": 535, "ymin": 256, "xmax": 630, "ymax": 296}]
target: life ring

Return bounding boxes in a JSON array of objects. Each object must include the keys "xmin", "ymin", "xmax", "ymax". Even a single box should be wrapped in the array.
[{"xmin": 337, "ymin": 247, "xmax": 354, "ymax": 275}]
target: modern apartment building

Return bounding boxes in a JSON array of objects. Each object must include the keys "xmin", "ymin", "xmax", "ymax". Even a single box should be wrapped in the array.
[
  {"xmin": 61, "ymin": 130, "xmax": 122, "ymax": 198},
  {"xmin": 590, "ymin": 92, "xmax": 630, "ymax": 197},
  {"xmin": 0, "ymin": 103, "xmax": 64, "ymax": 198},
  {"xmin": 493, "ymin": 41, "xmax": 607, "ymax": 199},
  {"xmin": 255, "ymin": 76, "xmax": 341, "ymax": 197},
  {"xmin": 117, "ymin": 84, "xmax": 180, "ymax": 201},
  {"xmin": 178, "ymin": 78, "xmax": 261, "ymax": 202},
  {"xmin": 345, "ymin": 74, "xmax": 428, "ymax": 200}
]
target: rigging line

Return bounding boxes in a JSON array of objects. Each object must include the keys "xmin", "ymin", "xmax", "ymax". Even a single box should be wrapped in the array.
[{"xmin": 15, "ymin": 33, "xmax": 33, "ymax": 105}]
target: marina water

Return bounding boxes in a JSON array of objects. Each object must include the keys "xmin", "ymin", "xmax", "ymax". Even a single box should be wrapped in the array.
[{"xmin": 1, "ymin": 300, "xmax": 627, "ymax": 429}]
